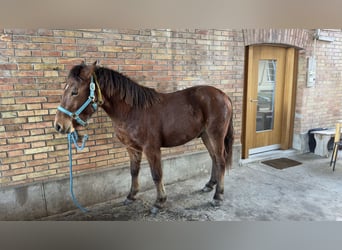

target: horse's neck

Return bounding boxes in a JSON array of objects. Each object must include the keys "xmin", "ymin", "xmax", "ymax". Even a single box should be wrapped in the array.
[{"xmin": 100, "ymin": 94, "xmax": 132, "ymax": 123}]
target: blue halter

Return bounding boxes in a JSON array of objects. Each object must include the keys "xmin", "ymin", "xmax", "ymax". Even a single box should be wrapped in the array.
[{"xmin": 57, "ymin": 75, "xmax": 98, "ymax": 127}]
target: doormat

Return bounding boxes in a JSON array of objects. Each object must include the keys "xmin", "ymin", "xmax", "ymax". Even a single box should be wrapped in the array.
[{"xmin": 261, "ymin": 158, "xmax": 302, "ymax": 170}]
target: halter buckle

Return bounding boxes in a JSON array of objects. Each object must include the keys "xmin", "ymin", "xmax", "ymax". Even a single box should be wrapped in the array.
[{"xmin": 90, "ymin": 82, "xmax": 95, "ymax": 91}]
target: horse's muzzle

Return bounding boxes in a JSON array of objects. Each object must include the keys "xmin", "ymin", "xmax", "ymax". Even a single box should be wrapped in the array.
[{"xmin": 54, "ymin": 120, "xmax": 73, "ymax": 134}]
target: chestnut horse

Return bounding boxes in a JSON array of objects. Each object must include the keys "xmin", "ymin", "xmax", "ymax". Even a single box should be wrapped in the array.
[{"xmin": 54, "ymin": 61, "xmax": 234, "ymax": 213}]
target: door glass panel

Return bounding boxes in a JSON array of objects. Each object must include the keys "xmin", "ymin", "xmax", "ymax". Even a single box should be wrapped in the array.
[{"xmin": 256, "ymin": 60, "xmax": 277, "ymax": 132}]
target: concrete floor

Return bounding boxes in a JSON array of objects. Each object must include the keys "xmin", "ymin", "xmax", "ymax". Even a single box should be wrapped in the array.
[{"xmin": 40, "ymin": 151, "xmax": 342, "ymax": 221}]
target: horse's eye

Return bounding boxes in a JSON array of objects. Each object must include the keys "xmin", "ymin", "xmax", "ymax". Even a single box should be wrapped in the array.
[{"xmin": 71, "ymin": 88, "xmax": 78, "ymax": 96}]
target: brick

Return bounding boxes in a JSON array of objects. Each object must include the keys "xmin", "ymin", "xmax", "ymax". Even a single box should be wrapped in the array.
[
  {"xmin": 28, "ymin": 116, "xmax": 43, "ymax": 123},
  {"xmin": 0, "ymin": 64, "xmax": 17, "ymax": 70},
  {"xmin": 5, "ymin": 29, "xmax": 36, "ymax": 35},
  {"xmin": 77, "ymin": 38, "xmax": 103, "ymax": 45},
  {"xmin": 17, "ymin": 64, "xmax": 33, "ymax": 70},
  {"xmin": 98, "ymin": 46, "xmax": 122, "ymax": 52},
  {"xmin": 0, "ymin": 48, "xmax": 14, "ymax": 56},
  {"xmin": 26, "ymin": 158, "xmax": 56, "ymax": 167},
  {"xmin": 26, "ymin": 103, "xmax": 42, "ymax": 110},
  {"xmin": 30, "ymin": 129, "xmax": 45, "ymax": 136},
  {"xmin": 1, "ymin": 117, "xmax": 27, "ymax": 125},
  {"xmin": 0, "ymin": 177, "xmax": 11, "ymax": 184},
  {"xmin": 15, "ymin": 57, "xmax": 42, "ymax": 63},
  {"xmin": 1, "ymin": 111, "xmax": 17, "ymax": 118},
  {"xmin": 0, "ymin": 34, "xmax": 12, "ymax": 41},
  {"xmin": 77, "ymin": 158, "xmax": 90, "ymax": 165},
  {"xmin": 0, "ymin": 164, "xmax": 6, "ymax": 173},
  {"xmin": 0, "ymin": 154, "xmax": 32, "ymax": 164},
  {"xmin": 33, "ymin": 153, "xmax": 48, "ymax": 160},
  {"xmin": 42, "ymin": 58, "xmax": 57, "ymax": 64},
  {"xmin": 0, "ymin": 85, "xmax": 14, "ymax": 91},
  {"xmin": 3, "ymin": 167, "xmax": 33, "ymax": 176},
  {"xmin": 7, "ymin": 150, "xmax": 24, "ymax": 157},
  {"xmin": 61, "ymin": 38, "xmax": 76, "ymax": 44},
  {"xmin": 31, "ymin": 141, "xmax": 46, "ymax": 149},
  {"xmin": 0, "ymin": 138, "xmax": 6, "ymax": 145},
  {"xmin": 37, "ymin": 29, "xmax": 53, "ymax": 36},
  {"xmin": 152, "ymin": 54, "xmax": 173, "ymax": 60},
  {"xmin": 63, "ymin": 51, "xmax": 77, "ymax": 57},
  {"xmin": 12, "ymin": 71, "xmax": 44, "ymax": 77},
  {"xmin": 56, "ymin": 45, "xmax": 77, "ymax": 51},
  {"xmin": 73, "ymin": 163, "xmax": 94, "ymax": 172},
  {"xmin": 44, "ymin": 71, "xmax": 59, "ymax": 77},
  {"xmin": 33, "ymin": 64, "xmax": 63, "ymax": 70},
  {"xmin": 81, "ymin": 52, "xmax": 105, "ymax": 58},
  {"xmin": 15, "ymin": 50, "xmax": 32, "ymax": 56},
  {"xmin": 53, "ymin": 30, "xmax": 83, "ymax": 37},
  {"xmin": 120, "ymin": 65, "xmax": 142, "ymax": 71},
  {"xmin": 32, "ymin": 51, "xmax": 62, "ymax": 57},
  {"xmin": 27, "ymin": 169, "xmax": 56, "ymax": 179},
  {"xmin": 0, "ymin": 130, "xmax": 29, "ymax": 139},
  {"xmin": 57, "ymin": 58, "xmax": 83, "ymax": 64},
  {"xmin": 7, "ymin": 137, "xmax": 23, "ymax": 144},
  {"xmin": 24, "ymin": 134, "xmax": 53, "ymax": 143},
  {"xmin": 17, "ymin": 110, "xmax": 35, "ymax": 117},
  {"xmin": 9, "ymin": 162, "xmax": 26, "ymax": 169},
  {"xmin": 42, "ymin": 103, "xmax": 59, "ymax": 110},
  {"xmin": 15, "ymin": 97, "xmax": 47, "ymax": 104},
  {"xmin": 12, "ymin": 174, "xmax": 27, "ymax": 182},
  {"xmin": 0, "ymin": 70, "xmax": 11, "ymax": 77},
  {"xmin": 24, "ymin": 146, "xmax": 54, "ymax": 155},
  {"xmin": 31, "ymin": 36, "xmax": 60, "ymax": 43}
]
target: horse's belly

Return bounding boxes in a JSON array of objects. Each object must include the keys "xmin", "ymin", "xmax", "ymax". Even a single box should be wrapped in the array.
[
  {"xmin": 160, "ymin": 106, "xmax": 204, "ymax": 147},
  {"xmin": 162, "ymin": 136, "xmax": 197, "ymax": 147},
  {"xmin": 161, "ymin": 127, "xmax": 202, "ymax": 147}
]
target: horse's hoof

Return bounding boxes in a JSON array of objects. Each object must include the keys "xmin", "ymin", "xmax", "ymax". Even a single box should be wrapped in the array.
[
  {"xmin": 150, "ymin": 206, "xmax": 160, "ymax": 215},
  {"xmin": 201, "ymin": 186, "xmax": 213, "ymax": 193},
  {"xmin": 123, "ymin": 198, "xmax": 135, "ymax": 206},
  {"xmin": 210, "ymin": 199, "xmax": 223, "ymax": 207}
]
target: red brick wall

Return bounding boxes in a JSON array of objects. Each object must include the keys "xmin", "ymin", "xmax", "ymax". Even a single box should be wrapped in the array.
[
  {"xmin": 0, "ymin": 29, "xmax": 245, "ymax": 187},
  {"xmin": 294, "ymin": 29, "xmax": 342, "ymax": 134}
]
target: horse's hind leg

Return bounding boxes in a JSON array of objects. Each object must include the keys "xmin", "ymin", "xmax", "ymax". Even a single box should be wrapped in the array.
[
  {"xmin": 144, "ymin": 146, "xmax": 167, "ymax": 214},
  {"xmin": 202, "ymin": 131, "xmax": 227, "ymax": 206},
  {"xmin": 201, "ymin": 133, "xmax": 217, "ymax": 192},
  {"xmin": 124, "ymin": 148, "xmax": 142, "ymax": 205},
  {"xmin": 212, "ymin": 140, "xmax": 227, "ymax": 206}
]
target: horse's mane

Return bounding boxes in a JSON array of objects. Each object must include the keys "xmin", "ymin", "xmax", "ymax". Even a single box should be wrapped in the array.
[{"xmin": 69, "ymin": 64, "xmax": 160, "ymax": 109}]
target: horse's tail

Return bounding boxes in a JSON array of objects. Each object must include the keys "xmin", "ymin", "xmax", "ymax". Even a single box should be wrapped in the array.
[{"xmin": 224, "ymin": 106, "xmax": 234, "ymax": 169}]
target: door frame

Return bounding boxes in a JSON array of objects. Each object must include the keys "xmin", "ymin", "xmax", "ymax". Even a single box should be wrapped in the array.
[{"xmin": 242, "ymin": 45, "xmax": 298, "ymax": 159}]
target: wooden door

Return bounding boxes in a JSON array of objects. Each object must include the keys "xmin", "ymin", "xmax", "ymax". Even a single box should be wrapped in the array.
[{"xmin": 242, "ymin": 45, "xmax": 297, "ymax": 158}]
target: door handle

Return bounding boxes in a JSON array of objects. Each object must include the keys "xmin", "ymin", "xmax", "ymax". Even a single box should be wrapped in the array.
[{"xmin": 250, "ymin": 99, "xmax": 258, "ymax": 103}]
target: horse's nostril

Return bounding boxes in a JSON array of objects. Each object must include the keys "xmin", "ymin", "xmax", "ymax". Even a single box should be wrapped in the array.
[{"xmin": 55, "ymin": 123, "xmax": 63, "ymax": 133}]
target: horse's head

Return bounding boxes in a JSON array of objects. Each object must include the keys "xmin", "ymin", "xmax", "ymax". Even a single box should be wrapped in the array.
[{"xmin": 54, "ymin": 61, "xmax": 99, "ymax": 134}]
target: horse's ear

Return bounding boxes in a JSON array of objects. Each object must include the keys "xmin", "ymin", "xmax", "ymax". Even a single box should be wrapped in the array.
[
  {"xmin": 80, "ymin": 62, "xmax": 96, "ymax": 79},
  {"xmin": 93, "ymin": 60, "xmax": 98, "ymax": 66}
]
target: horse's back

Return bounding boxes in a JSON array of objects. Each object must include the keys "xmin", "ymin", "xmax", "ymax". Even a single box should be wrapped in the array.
[
  {"xmin": 178, "ymin": 85, "xmax": 231, "ymax": 118},
  {"xmin": 154, "ymin": 85, "xmax": 231, "ymax": 147}
]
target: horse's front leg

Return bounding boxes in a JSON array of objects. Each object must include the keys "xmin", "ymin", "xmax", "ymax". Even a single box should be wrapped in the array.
[
  {"xmin": 124, "ymin": 148, "xmax": 142, "ymax": 205},
  {"xmin": 144, "ymin": 147, "xmax": 167, "ymax": 214}
]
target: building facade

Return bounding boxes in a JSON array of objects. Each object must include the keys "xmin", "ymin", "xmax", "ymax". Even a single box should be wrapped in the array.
[{"xmin": 1, "ymin": 29, "xmax": 341, "ymax": 219}]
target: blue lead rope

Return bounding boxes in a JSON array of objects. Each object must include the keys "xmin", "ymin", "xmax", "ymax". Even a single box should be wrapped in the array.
[{"xmin": 68, "ymin": 131, "xmax": 89, "ymax": 213}]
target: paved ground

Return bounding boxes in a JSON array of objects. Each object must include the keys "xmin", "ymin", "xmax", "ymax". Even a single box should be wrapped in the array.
[{"xmin": 40, "ymin": 151, "xmax": 342, "ymax": 221}]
